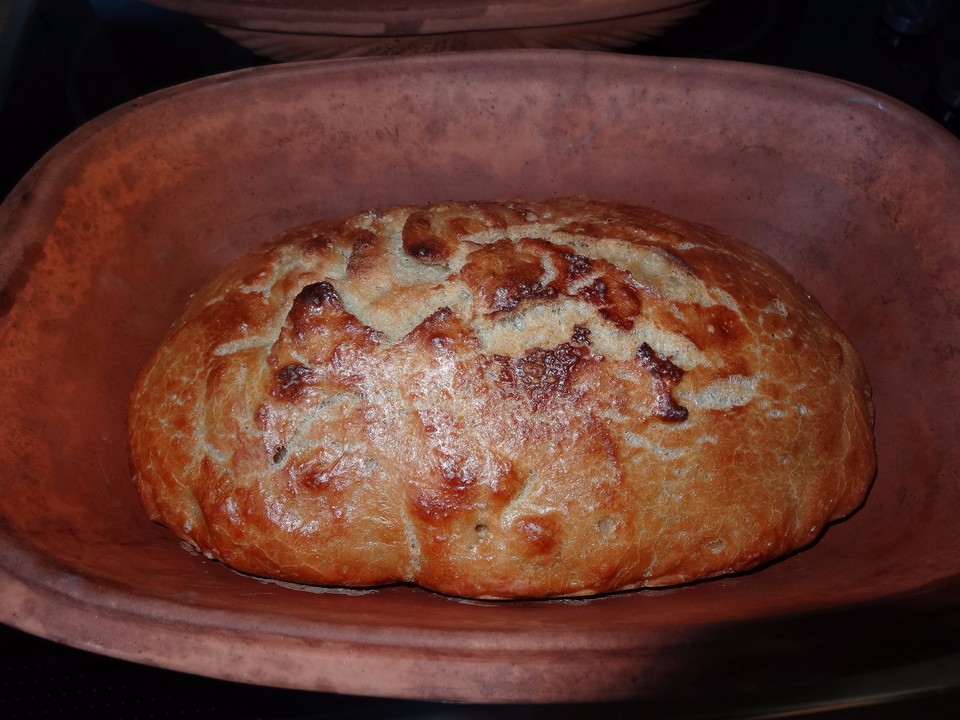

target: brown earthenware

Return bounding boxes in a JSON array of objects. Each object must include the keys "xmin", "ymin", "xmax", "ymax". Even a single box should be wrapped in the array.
[
  {"xmin": 146, "ymin": 0, "xmax": 710, "ymax": 60},
  {"xmin": 1, "ymin": 51, "xmax": 959, "ymax": 705}
]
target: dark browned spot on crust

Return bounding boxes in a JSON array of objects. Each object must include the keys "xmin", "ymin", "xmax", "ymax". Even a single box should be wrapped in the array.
[
  {"xmin": 517, "ymin": 344, "xmax": 584, "ymax": 394},
  {"xmin": 572, "ymin": 324, "xmax": 592, "ymax": 345},
  {"xmin": 636, "ymin": 342, "xmax": 688, "ymax": 421},
  {"xmin": 577, "ymin": 270, "xmax": 645, "ymax": 330},
  {"xmin": 460, "ymin": 239, "xmax": 555, "ymax": 314},
  {"xmin": 578, "ymin": 278, "xmax": 609, "ymax": 305},
  {"xmin": 516, "ymin": 237, "xmax": 593, "ymax": 294},
  {"xmin": 559, "ymin": 250, "xmax": 594, "ymax": 280},
  {"xmin": 402, "ymin": 210, "xmax": 455, "ymax": 264},
  {"xmin": 293, "ymin": 280, "xmax": 342, "ymax": 312},
  {"xmin": 636, "ymin": 342, "xmax": 683, "ymax": 383},
  {"xmin": 273, "ymin": 363, "xmax": 313, "ymax": 401},
  {"xmin": 490, "ymin": 343, "xmax": 588, "ymax": 411},
  {"xmin": 280, "ymin": 280, "xmax": 385, "ymax": 359}
]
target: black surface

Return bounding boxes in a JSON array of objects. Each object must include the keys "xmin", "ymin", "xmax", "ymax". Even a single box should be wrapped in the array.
[
  {"xmin": 2, "ymin": 0, "xmax": 960, "ymax": 717},
  {"xmin": 3, "ymin": 621, "xmax": 960, "ymax": 719},
  {"xmin": 2, "ymin": 0, "xmax": 959, "ymax": 202}
]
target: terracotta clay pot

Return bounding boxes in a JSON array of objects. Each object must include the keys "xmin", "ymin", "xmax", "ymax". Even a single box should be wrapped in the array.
[
  {"xmin": 1, "ymin": 51, "xmax": 959, "ymax": 706},
  {"xmin": 146, "ymin": 0, "xmax": 710, "ymax": 60}
]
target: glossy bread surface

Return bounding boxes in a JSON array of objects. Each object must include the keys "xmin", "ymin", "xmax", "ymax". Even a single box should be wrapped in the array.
[{"xmin": 131, "ymin": 198, "xmax": 874, "ymax": 598}]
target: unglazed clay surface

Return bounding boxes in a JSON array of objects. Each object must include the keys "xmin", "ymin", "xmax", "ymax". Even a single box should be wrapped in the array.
[{"xmin": 1, "ymin": 51, "xmax": 958, "ymax": 703}]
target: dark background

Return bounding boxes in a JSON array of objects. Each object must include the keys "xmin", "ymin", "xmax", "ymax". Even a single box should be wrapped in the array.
[
  {"xmin": 2, "ymin": 0, "xmax": 960, "ymax": 202},
  {"xmin": 1, "ymin": 0, "xmax": 959, "ymax": 717}
]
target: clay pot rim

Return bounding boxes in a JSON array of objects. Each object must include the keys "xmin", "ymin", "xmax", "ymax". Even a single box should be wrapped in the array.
[{"xmin": 146, "ymin": 0, "xmax": 711, "ymax": 35}]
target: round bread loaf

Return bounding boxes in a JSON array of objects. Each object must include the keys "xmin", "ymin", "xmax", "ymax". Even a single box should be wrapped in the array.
[{"xmin": 129, "ymin": 197, "xmax": 875, "ymax": 599}]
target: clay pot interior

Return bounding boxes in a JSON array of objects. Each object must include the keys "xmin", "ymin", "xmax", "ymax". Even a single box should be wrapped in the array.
[{"xmin": 1, "ymin": 51, "xmax": 958, "ymax": 704}]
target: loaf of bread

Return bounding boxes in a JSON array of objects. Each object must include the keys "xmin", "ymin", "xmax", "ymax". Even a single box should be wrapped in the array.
[{"xmin": 129, "ymin": 197, "xmax": 875, "ymax": 599}]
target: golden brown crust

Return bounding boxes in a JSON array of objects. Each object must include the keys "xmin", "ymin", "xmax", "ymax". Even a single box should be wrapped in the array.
[{"xmin": 129, "ymin": 197, "xmax": 875, "ymax": 598}]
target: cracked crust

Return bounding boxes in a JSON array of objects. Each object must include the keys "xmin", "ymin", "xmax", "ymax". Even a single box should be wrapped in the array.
[{"xmin": 128, "ymin": 197, "xmax": 876, "ymax": 599}]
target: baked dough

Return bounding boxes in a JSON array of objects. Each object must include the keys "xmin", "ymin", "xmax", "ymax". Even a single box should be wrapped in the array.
[{"xmin": 129, "ymin": 197, "xmax": 875, "ymax": 598}]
